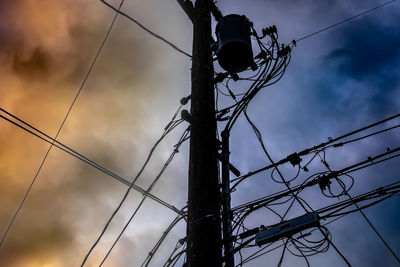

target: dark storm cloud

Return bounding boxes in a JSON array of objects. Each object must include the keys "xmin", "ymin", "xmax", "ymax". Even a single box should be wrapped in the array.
[
  {"xmin": 12, "ymin": 47, "xmax": 51, "ymax": 80},
  {"xmin": 319, "ymin": 17, "xmax": 400, "ymax": 118},
  {"xmin": 327, "ymin": 19, "xmax": 400, "ymax": 79}
]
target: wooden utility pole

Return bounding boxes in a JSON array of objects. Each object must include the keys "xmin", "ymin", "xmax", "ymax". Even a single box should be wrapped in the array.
[{"xmin": 186, "ymin": 0, "xmax": 222, "ymax": 266}]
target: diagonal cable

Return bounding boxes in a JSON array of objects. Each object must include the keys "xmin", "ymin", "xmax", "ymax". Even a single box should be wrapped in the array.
[
  {"xmin": 100, "ymin": 0, "xmax": 192, "ymax": 58},
  {"xmin": 319, "ymin": 155, "xmax": 400, "ymax": 263},
  {"xmin": 0, "ymin": 108, "xmax": 182, "ymax": 214},
  {"xmin": 98, "ymin": 128, "xmax": 190, "ymax": 266},
  {"xmin": 296, "ymin": 0, "xmax": 398, "ymax": 43}
]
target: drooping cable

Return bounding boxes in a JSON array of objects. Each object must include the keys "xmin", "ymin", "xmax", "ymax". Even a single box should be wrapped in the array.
[
  {"xmin": 241, "ymin": 111, "xmax": 352, "ymax": 266},
  {"xmin": 99, "ymin": 128, "xmax": 190, "ymax": 266},
  {"xmin": 229, "ymin": 113, "xmax": 400, "ymax": 189},
  {"xmin": 142, "ymin": 213, "xmax": 186, "ymax": 267},
  {"xmin": 319, "ymin": 156, "xmax": 400, "ymax": 263},
  {"xmin": 80, "ymin": 108, "xmax": 186, "ymax": 266}
]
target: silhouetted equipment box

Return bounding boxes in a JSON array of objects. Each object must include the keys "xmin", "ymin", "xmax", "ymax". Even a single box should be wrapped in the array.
[
  {"xmin": 255, "ymin": 212, "xmax": 320, "ymax": 246},
  {"xmin": 216, "ymin": 14, "xmax": 253, "ymax": 73}
]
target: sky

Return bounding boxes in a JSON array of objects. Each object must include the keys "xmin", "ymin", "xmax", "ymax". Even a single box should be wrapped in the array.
[{"xmin": 0, "ymin": 0, "xmax": 399, "ymax": 266}]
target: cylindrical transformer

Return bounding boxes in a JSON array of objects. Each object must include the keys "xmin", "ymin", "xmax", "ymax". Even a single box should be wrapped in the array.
[{"xmin": 216, "ymin": 14, "xmax": 253, "ymax": 73}]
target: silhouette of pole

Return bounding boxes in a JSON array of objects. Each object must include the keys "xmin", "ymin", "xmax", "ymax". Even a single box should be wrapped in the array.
[
  {"xmin": 221, "ymin": 130, "xmax": 235, "ymax": 267},
  {"xmin": 186, "ymin": 0, "xmax": 222, "ymax": 266}
]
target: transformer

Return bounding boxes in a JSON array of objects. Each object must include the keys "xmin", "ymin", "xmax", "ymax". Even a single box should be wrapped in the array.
[{"xmin": 216, "ymin": 14, "xmax": 253, "ymax": 73}]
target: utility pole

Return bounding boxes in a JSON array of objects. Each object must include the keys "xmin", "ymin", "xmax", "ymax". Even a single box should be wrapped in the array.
[
  {"xmin": 186, "ymin": 0, "xmax": 222, "ymax": 266},
  {"xmin": 221, "ymin": 130, "xmax": 235, "ymax": 267}
]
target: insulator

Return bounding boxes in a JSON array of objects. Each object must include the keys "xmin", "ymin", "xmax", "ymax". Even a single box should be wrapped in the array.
[
  {"xmin": 180, "ymin": 95, "xmax": 191, "ymax": 105},
  {"xmin": 181, "ymin": 109, "xmax": 193, "ymax": 124},
  {"xmin": 216, "ymin": 14, "xmax": 254, "ymax": 73}
]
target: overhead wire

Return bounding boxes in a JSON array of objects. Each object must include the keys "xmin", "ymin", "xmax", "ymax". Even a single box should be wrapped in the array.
[
  {"xmin": 327, "ymin": 123, "xmax": 400, "ymax": 149},
  {"xmin": 162, "ymin": 237, "xmax": 187, "ymax": 267},
  {"xmin": 319, "ymin": 156, "xmax": 400, "ymax": 263},
  {"xmin": 99, "ymin": 128, "xmax": 190, "ymax": 266},
  {"xmin": 239, "ymin": 111, "xmax": 352, "ymax": 265},
  {"xmin": 0, "ymin": 0, "xmax": 126, "ymax": 249},
  {"xmin": 231, "ymin": 145, "xmax": 400, "ymax": 218},
  {"xmin": 234, "ymin": 214, "xmax": 346, "ymax": 266},
  {"xmin": 0, "ymin": 108, "xmax": 182, "ymax": 214},
  {"xmin": 317, "ymin": 182, "xmax": 400, "ymax": 218},
  {"xmin": 100, "ymin": 0, "xmax": 192, "ymax": 58},
  {"xmin": 80, "ymin": 107, "xmax": 187, "ymax": 266},
  {"xmin": 234, "ymin": 182, "xmax": 400, "ymax": 266},
  {"xmin": 295, "ymin": 0, "xmax": 398, "ymax": 43},
  {"xmin": 229, "ymin": 112, "xmax": 400, "ymax": 189},
  {"xmin": 141, "ymin": 213, "xmax": 186, "ymax": 267}
]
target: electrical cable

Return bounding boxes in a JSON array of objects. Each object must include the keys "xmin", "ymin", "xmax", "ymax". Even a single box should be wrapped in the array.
[
  {"xmin": 277, "ymin": 239, "xmax": 289, "ymax": 267},
  {"xmin": 295, "ymin": 0, "xmax": 398, "ymax": 43},
  {"xmin": 242, "ymin": 111, "xmax": 352, "ymax": 266},
  {"xmin": 80, "ymin": 111, "xmax": 187, "ymax": 266},
  {"xmin": 99, "ymin": 128, "xmax": 190, "ymax": 266},
  {"xmin": 319, "ymin": 156, "xmax": 400, "ymax": 263},
  {"xmin": 317, "ymin": 182, "xmax": 400, "ymax": 218},
  {"xmin": 236, "ymin": 183, "xmax": 400, "ymax": 266},
  {"xmin": 234, "ymin": 214, "xmax": 347, "ymax": 266},
  {"xmin": 100, "ymin": 0, "xmax": 192, "ymax": 58},
  {"xmin": 142, "ymin": 213, "xmax": 186, "ymax": 267},
  {"xmin": 231, "ymin": 145, "xmax": 400, "ymax": 217},
  {"xmin": 229, "ymin": 112, "xmax": 400, "ymax": 189},
  {"xmin": 0, "ymin": 108, "xmax": 183, "ymax": 214},
  {"xmin": 0, "ymin": 0, "xmax": 126, "ymax": 249},
  {"xmin": 328, "ymin": 123, "xmax": 400, "ymax": 149},
  {"xmin": 162, "ymin": 237, "xmax": 187, "ymax": 267}
]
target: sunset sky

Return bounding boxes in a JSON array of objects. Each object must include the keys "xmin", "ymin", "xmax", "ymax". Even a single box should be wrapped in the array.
[{"xmin": 0, "ymin": 0, "xmax": 399, "ymax": 266}]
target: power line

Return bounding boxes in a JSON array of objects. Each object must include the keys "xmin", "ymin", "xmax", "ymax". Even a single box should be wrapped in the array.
[
  {"xmin": 231, "ymin": 147, "xmax": 400, "ymax": 217},
  {"xmin": 0, "ymin": 0, "xmax": 126, "ymax": 249},
  {"xmin": 319, "ymin": 156, "xmax": 400, "ymax": 263},
  {"xmin": 229, "ymin": 112, "xmax": 400, "ymax": 189},
  {"xmin": 80, "ymin": 109, "xmax": 187, "ymax": 266},
  {"xmin": 0, "ymin": 108, "xmax": 182, "ymax": 214},
  {"xmin": 227, "ymin": 99, "xmax": 400, "ymax": 266},
  {"xmin": 328, "ymin": 124, "xmax": 400, "ymax": 148},
  {"xmin": 98, "ymin": 128, "xmax": 190, "ymax": 266},
  {"xmin": 141, "ymin": 214, "xmax": 186, "ymax": 267},
  {"xmin": 242, "ymin": 111, "xmax": 352, "ymax": 266},
  {"xmin": 100, "ymin": 0, "xmax": 192, "ymax": 58},
  {"xmin": 232, "ymin": 183, "xmax": 400, "ymax": 266},
  {"xmin": 296, "ymin": 0, "xmax": 398, "ymax": 43}
]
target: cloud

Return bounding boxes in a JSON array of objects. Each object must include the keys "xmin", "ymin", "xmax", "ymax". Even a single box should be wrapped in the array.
[
  {"xmin": 12, "ymin": 47, "xmax": 51, "ymax": 80},
  {"xmin": 327, "ymin": 19, "xmax": 400, "ymax": 79}
]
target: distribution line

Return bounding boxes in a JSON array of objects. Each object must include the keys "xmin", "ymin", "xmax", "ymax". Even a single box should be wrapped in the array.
[
  {"xmin": 231, "ymin": 150, "xmax": 400, "ymax": 217},
  {"xmin": 0, "ymin": 0, "xmax": 126, "ymax": 249},
  {"xmin": 100, "ymin": 0, "xmax": 192, "ymax": 58},
  {"xmin": 319, "ymin": 156, "xmax": 400, "ymax": 263},
  {"xmin": 98, "ymin": 128, "xmax": 190, "ymax": 266},
  {"xmin": 233, "ymin": 184, "xmax": 400, "ymax": 266},
  {"xmin": 296, "ymin": 0, "xmax": 398, "ymax": 43},
  {"xmin": 230, "ymin": 112, "xmax": 400, "ymax": 188},
  {"xmin": 80, "ymin": 108, "xmax": 186, "ymax": 266},
  {"xmin": 141, "ymin": 214, "xmax": 186, "ymax": 266},
  {"xmin": 0, "ymin": 110, "xmax": 182, "ymax": 214},
  {"xmin": 243, "ymin": 111, "xmax": 352, "ymax": 266}
]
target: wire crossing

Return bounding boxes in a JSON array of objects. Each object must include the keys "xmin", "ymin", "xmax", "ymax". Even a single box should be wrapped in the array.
[{"xmin": 0, "ymin": 108, "xmax": 182, "ymax": 214}]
